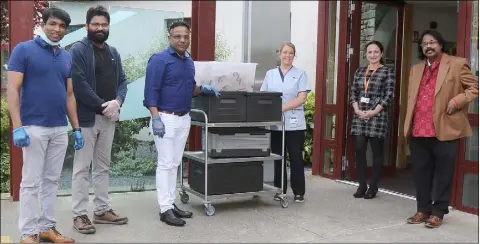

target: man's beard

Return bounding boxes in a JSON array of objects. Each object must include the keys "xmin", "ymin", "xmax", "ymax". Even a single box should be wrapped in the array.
[{"xmin": 87, "ymin": 30, "xmax": 109, "ymax": 44}]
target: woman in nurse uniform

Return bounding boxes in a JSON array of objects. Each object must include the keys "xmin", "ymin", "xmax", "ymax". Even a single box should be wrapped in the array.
[
  {"xmin": 261, "ymin": 42, "xmax": 310, "ymax": 203},
  {"xmin": 349, "ymin": 40, "xmax": 395, "ymax": 199}
]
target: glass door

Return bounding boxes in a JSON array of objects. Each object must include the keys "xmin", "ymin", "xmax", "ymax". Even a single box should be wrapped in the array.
[
  {"xmin": 454, "ymin": 0, "xmax": 479, "ymax": 215},
  {"xmin": 344, "ymin": 1, "xmax": 404, "ymax": 181}
]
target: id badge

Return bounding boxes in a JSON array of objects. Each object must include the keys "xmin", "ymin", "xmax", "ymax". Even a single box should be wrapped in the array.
[
  {"xmin": 289, "ymin": 117, "xmax": 298, "ymax": 125},
  {"xmin": 360, "ymin": 97, "xmax": 370, "ymax": 104}
]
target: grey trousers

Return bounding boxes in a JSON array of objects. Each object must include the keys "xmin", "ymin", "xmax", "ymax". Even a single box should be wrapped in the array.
[
  {"xmin": 19, "ymin": 126, "xmax": 68, "ymax": 237},
  {"xmin": 72, "ymin": 115, "xmax": 115, "ymax": 217}
]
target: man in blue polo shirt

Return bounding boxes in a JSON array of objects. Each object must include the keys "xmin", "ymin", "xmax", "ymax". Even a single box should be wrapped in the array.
[
  {"xmin": 7, "ymin": 7, "xmax": 84, "ymax": 243},
  {"xmin": 143, "ymin": 21, "xmax": 220, "ymax": 227}
]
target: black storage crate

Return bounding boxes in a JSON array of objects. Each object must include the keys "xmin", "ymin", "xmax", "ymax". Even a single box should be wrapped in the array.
[
  {"xmin": 246, "ymin": 92, "xmax": 282, "ymax": 122},
  {"xmin": 191, "ymin": 91, "xmax": 247, "ymax": 123},
  {"xmin": 188, "ymin": 160, "xmax": 263, "ymax": 196}
]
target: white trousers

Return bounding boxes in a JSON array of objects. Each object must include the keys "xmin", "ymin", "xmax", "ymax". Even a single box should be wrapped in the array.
[
  {"xmin": 72, "ymin": 115, "xmax": 116, "ymax": 217},
  {"xmin": 151, "ymin": 112, "xmax": 191, "ymax": 213},
  {"xmin": 18, "ymin": 126, "xmax": 68, "ymax": 237}
]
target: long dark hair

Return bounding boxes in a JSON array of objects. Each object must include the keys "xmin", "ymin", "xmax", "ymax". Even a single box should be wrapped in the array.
[
  {"xmin": 364, "ymin": 40, "xmax": 385, "ymax": 65},
  {"xmin": 417, "ymin": 30, "xmax": 446, "ymax": 60}
]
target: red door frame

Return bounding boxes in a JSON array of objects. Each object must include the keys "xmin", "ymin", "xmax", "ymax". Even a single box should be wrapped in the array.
[
  {"xmin": 8, "ymin": 1, "xmax": 34, "ymax": 201},
  {"xmin": 311, "ymin": 0, "xmax": 329, "ymax": 176},
  {"xmin": 188, "ymin": 0, "xmax": 216, "ymax": 153},
  {"xmin": 345, "ymin": 1, "xmax": 405, "ymax": 181},
  {"xmin": 186, "ymin": 0, "xmax": 216, "ymax": 184},
  {"xmin": 312, "ymin": 0, "xmax": 349, "ymax": 179},
  {"xmin": 453, "ymin": 0, "xmax": 478, "ymax": 215}
]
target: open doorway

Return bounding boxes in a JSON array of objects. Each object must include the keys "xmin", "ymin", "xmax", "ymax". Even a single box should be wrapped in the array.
[
  {"xmin": 343, "ymin": 1, "xmax": 459, "ymax": 197},
  {"xmin": 380, "ymin": 1, "xmax": 458, "ymax": 197}
]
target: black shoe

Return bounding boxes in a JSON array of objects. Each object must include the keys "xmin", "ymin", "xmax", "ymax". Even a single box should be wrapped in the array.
[
  {"xmin": 353, "ymin": 186, "xmax": 367, "ymax": 198},
  {"xmin": 160, "ymin": 209, "xmax": 185, "ymax": 226},
  {"xmin": 364, "ymin": 186, "xmax": 378, "ymax": 199},
  {"xmin": 294, "ymin": 195, "xmax": 304, "ymax": 203},
  {"xmin": 173, "ymin": 204, "xmax": 193, "ymax": 218}
]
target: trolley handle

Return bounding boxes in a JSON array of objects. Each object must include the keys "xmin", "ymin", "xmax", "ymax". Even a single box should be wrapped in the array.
[{"xmin": 190, "ymin": 108, "xmax": 208, "ymax": 123}]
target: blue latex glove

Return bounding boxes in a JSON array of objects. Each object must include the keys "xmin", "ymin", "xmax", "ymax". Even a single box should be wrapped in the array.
[
  {"xmin": 72, "ymin": 130, "xmax": 85, "ymax": 150},
  {"xmin": 12, "ymin": 127, "xmax": 30, "ymax": 147},
  {"xmin": 200, "ymin": 85, "xmax": 221, "ymax": 97},
  {"xmin": 152, "ymin": 115, "xmax": 165, "ymax": 138}
]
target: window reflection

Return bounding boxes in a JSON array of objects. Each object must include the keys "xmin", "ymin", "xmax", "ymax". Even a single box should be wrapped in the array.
[
  {"xmin": 324, "ymin": 113, "xmax": 336, "ymax": 140},
  {"xmin": 323, "ymin": 148, "xmax": 335, "ymax": 175},
  {"xmin": 325, "ymin": 1, "xmax": 338, "ymax": 105},
  {"xmin": 464, "ymin": 127, "xmax": 479, "ymax": 161},
  {"xmin": 461, "ymin": 174, "xmax": 479, "ymax": 209},
  {"xmin": 50, "ymin": 1, "xmax": 185, "ymax": 194},
  {"xmin": 467, "ymin": 0, "xmax": 479, "ymax": 114}
]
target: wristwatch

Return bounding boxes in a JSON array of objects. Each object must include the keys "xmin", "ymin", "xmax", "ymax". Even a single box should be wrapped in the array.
[{"xmin": 72, "ymin": 128, "xmax": 82, "ymax": 132}]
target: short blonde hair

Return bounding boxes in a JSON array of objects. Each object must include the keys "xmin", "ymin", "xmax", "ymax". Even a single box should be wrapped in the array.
[{"xmin": 278, "ymin": 41, "xmax": 296, "ymax": 56}]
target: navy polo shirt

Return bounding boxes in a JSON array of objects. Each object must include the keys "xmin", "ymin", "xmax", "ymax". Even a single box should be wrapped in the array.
[
  {"xmin": 8, "ymin": 36, "xmax": 72, "ymax": 127},
  {"xmin": 143, "ymin": 46, "xmax": 196, "ymax": 113}
]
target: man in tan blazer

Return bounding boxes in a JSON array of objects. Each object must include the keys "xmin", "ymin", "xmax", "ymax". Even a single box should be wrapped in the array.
[{"xmin": 404, "ymin": 30, "xmax": 478, "ymax": 228}]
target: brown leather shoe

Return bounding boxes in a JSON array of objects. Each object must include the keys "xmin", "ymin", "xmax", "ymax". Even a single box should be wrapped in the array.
[
  {"xmin": 20, "ymin": 235, "xmax": 39, "ymax": 243},
  {"xmin": 39, "ymin": 227, "xmax": 75, "ymax": 243},
  {"xmin": 73, "ymin": 215, "xmax": 96, "ymax": 234},
  {"xmin": 93, "ymin": 209, "xmax": 128, "ymax": 225},
  {"xmin": 425, "ymin": 215, "xmax": 442, "ymax": 228},
  {"xmin": 407, "ymin": 212, "xmax": 430, "ymax": 224}
]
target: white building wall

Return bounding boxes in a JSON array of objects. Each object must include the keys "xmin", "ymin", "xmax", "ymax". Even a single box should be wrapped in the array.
[
  {"xmin": 290, "ymin": 1, "xmax": 319, "ymax": 90},
  {"xmin": 248, "ymin": 1, "xmax": 292, "ymax": 89}
]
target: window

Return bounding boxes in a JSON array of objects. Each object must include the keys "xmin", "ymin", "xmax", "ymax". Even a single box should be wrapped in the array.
[{"xmin": 165, "ymin": 17, "xmax": 192, "ymax": 32}]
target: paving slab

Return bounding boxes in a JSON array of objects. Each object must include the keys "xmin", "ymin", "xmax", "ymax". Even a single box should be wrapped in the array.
[{"xmin": 1, "ymin": 175, "xmax": 478, "ymax": 243}]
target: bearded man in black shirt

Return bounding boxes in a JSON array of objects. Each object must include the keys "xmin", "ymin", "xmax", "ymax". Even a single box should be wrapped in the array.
[{"xmin": 69, "ymin": 5, "xmax": 129, "ymax": 234}]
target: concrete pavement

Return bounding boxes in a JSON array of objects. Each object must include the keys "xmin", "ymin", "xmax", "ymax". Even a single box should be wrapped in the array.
[{"xmin": 1, "ymin": 174, "xmax": 478, "ymax": 243}]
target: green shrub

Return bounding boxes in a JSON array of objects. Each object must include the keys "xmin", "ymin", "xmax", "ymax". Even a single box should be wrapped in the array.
[
  {"xmin": 303, "ymin": 92, "xmax": 315, "ymax": 166},
  {"xmin": 1, "ymin": 96, "xmax": 10, "ymax": 193},
  {"xmin": 1, "ymin": 153, "xmax": 9, "ymax": 193},
  {"xmin": 110, "ymin": 147, "xmax": 156, "ymax": 177}
]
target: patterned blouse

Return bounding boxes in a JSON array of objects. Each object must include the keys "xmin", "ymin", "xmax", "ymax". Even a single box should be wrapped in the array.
[{"xmin": 349, "ymin": 65, "xmax": 396, "ymax": 138}]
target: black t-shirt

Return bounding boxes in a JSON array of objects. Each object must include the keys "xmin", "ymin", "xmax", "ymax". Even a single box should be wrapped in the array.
[{"xmin": 93, "ymin": 45, "xmax": 117, "ymax": 113}]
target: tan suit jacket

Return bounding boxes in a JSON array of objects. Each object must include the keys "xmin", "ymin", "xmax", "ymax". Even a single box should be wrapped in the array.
[{"xmin": 404, "ymin": 54, "xmax": 479, "ymax": 141}]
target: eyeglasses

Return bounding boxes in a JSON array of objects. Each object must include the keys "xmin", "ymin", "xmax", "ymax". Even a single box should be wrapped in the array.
[
  {"xmin": 90, "ymin": 23, "xmax": 109, "ymax": 29},
  {"xmin": 170, "ymin": 35, "xmax": 190, "ymax": 41},
  {"xmin": 421, "ymin": 40, "xmax": 438, "ymax": 47}
]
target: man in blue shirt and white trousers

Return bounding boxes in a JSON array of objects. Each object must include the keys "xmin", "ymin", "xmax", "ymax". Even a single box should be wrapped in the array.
[
  {"xmin": 7, "ymin": 7, "xmax": 84, "ymax": 243},
  {"xmin": 144, "ymin": 21, "xmax": 220, "ymax": 227}
]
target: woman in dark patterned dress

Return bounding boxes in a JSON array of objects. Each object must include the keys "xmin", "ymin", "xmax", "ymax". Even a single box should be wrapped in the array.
[{"xmin": 349, "ymin": 41, "xmax": 395, "ymax": 199}]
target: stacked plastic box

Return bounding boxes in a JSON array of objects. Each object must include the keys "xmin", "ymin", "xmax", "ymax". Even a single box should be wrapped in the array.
[{"xmin": 188, "ymin": 91, "xmax": 282, "ymax": 195}]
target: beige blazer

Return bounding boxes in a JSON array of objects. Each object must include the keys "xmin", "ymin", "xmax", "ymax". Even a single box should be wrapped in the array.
[{"xmin": 404, "ymin": 54, "xmax": 479, "ymax": 141}]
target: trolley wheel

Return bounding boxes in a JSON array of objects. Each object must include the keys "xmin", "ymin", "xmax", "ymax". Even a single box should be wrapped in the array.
[
  {"xmin": 204, "ymin": 204, "xmax": 215, "ymax": 216},
  {"xmin": 180, "ymin": 192, "xmax": 189, "ymax": 204},
  {"xmin": 280, "ymin": 198, "xmax": 289, "ymax": 208}
]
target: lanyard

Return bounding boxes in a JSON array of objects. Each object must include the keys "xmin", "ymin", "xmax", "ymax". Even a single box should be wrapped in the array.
[{"xmin": 363, "ymin": 66, "xmax": 380, "ymax": 94}]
